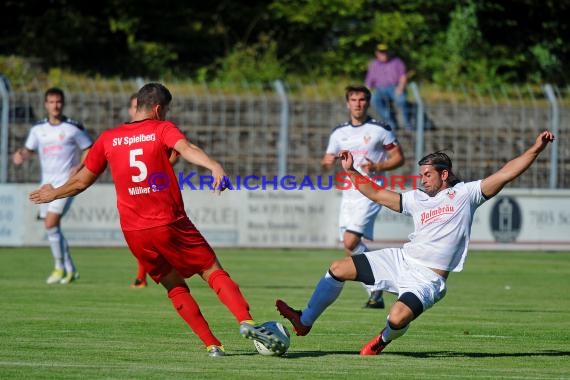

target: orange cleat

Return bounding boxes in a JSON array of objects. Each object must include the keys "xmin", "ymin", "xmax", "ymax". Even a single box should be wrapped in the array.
[{"xmin": 131, "ymin": 278, "xmax": 147, "ymax": 288}]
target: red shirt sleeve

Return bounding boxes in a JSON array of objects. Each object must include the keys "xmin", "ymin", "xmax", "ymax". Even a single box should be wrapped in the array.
[{"xmin": 160, "ymin": 121, "xmax": 186, "ymax": 149}]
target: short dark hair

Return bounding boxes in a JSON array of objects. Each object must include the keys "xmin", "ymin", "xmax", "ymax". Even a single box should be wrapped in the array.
[
  {"xmin": 137, "ymin": 83, "xmax": 172, "ymax": 110},
  {"xmin": 418, "ymin": 151, "xmax": 461, "ymax": 186},
  {"xmin": 44, "ymin": 87, "xmax": 65, "ymax": 103},
  {"xmin": 345, "ymin": 85, "xmax": 371, "ymax": 102}
]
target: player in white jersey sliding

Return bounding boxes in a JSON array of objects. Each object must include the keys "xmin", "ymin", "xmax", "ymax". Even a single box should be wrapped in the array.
[
  {"xmin": 321, "ymin": 85, "xmax": 405, "ymax": 309},
  {"xmin": 13, "ymin": 87, "xmax": 92, "ymax": 285},
  {"xmin": 277, "ymin": 130, "xmax": 555, "ymax": 355}
]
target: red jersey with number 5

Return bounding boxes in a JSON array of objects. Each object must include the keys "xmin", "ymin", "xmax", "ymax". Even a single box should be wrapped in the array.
[{"xmin": 84, "ymin": 119, "xmax": 186, "ymax": 231}]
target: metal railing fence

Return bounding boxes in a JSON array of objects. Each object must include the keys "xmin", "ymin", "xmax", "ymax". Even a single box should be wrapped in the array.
[{"xmin": 1, "ymin": 79, "xmax": 568, "ymax": 188}]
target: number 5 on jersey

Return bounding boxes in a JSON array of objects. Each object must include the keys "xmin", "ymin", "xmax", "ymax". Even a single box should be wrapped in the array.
[{"xmin": 130, "ymin": 148, "xmax": 147, "ymax": 182}]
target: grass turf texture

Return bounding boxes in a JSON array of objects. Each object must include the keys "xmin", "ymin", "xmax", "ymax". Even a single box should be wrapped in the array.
[{"xmin": 0, "ymin": 247, "xmax": 568, "ymax": 379}]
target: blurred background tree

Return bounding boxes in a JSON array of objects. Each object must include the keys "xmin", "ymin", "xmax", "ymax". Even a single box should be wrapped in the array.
[{"xmin": 0, "ymin": 0, "xmax": 567, "ymax": 85}]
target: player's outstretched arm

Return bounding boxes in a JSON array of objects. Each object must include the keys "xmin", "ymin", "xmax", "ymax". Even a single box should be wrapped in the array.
[
  {"xmin": 29, "ymin": 166, "xmax": 99, "ymax": 204},
  {"xmin": 339, "ymin": 150, "xmax": 401, "ymax": 212},
  {"xmin": 481, "ymin": 130, "xmax": 555, "ymax": 198},
  {"xmin": 174, "ymin": 139, "xmax": 228, "ymax": 193}
]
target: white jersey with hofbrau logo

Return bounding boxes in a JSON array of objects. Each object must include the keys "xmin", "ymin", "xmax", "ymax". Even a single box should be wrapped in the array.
[
  {"xmin": 24, "ymin": 116, "xmax": 93, "ymax": 187},
  {"xmin": 401, "ymin": 180, "xmax": 487, "ymax": 272},
  {"xmin": 326, "ymin": 117, "xmax": 399, "ymax": 200}
]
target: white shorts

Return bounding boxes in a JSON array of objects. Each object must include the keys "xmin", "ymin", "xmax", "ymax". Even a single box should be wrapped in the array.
[
  {"xmin": 361, "ymin": 248, "xmax": 447, "ymax": 311},
  {"xmin": 338, "ymin": 196, "xmax": 381, "ymax": 241},
  {"xmin": 39, "ymin": 197, "xmax": 74, "ymax": 218}
]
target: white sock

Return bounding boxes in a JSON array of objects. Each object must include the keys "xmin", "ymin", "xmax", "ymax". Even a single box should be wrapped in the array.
[
  {"xmin": 301, "ymin": 271, "xmax": 344, "ymax": 326},
  {"xmin": 46, "ymin": 227, "xmax": 64, "ymax": 270},
  {"xmin": 381, "ymin": 318, "xmax": 410, "ymax": 342},
  {"xmin": 350, "ymin": 241, "xmax": 368, "ymax": 256},
  {"xmin": 61, "ymin": 235, "xmax": 76, "ymax": 273}
]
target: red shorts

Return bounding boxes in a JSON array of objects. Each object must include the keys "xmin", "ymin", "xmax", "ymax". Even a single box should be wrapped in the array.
[{"xmin": 123, "ymin": 217, "xmax": 217, "ymax": 283}]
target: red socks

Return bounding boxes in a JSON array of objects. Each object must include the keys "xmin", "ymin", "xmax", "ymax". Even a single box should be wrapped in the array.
[
  {"xmin": 207, "ymin": 269, "xmax": 253, "ymax": 323},
  {"xmin": 168, "ymin": 285, "xmax": 221, "ymax": 347},
  {"xmin": 167, "ymin": 270, "xmax": 252, "ymax": 348},
  {"xmin": 136, "ymin": 261, "xmax": 146, "ymax": 280}
]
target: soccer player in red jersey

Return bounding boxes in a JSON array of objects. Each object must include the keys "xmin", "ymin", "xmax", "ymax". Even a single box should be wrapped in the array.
[
  {"xmin": 126, "ymin": 92, "xmax": 180, "ymax": 288},
  {"xmin": 29, "ymin": 83, "xmax": 287, "ymax": 357},
  {"xmin": 126, "ymin": 92, "xmax": 148, "ymax": 288}
]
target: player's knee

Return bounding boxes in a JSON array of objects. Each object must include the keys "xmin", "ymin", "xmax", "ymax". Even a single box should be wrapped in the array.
[
  {"xmin": 386, "ymin": 314, "xmax": 409, "ymax": 329},
  {"xmin": 328, "ymin": 260, "xmax": 343, "ymax": 278},
  {"xmin": 390, "ymin": 292, "xmax": 424, "ymax": 326},
  {"xmin": 343, "ymin": 231, "xmax": 364, "ymax": 251},
  {"xmin": 328, "ymin": 258, "xmax": 354, "ymax": 281},
  {"xmin": 167, "ymin": 284, "xmax": 190, "ymax": 299},
  {"xmin": 343, "ymin": 239, "xmax": 357, "ymax": 252},
  {"xmin": 160, "ymin": 269, "xmax": 187, "ymax": 292},
  {"xmin": 46, "ymin": 226, "xmax": 61, "ymax": 242}
]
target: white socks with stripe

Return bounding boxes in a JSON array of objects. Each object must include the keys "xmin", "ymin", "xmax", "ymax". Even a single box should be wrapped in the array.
[{"xmin": 46, "ymin": 226, "xmax": 75, "ymax": 273}]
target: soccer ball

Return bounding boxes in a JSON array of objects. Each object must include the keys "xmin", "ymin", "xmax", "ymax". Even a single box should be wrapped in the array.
[{"xmin": 253, "ymin": 321, "xmax": 290, "ymax": 356}]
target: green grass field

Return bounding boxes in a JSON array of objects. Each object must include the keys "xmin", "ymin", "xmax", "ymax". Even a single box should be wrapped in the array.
[{"xmin": 0, "ymin": 247, "xmax": 568, "ymax": 379}]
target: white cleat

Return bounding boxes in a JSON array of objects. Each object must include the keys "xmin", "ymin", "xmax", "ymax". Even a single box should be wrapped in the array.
[
  {"xmin": 207, "ymin": 345, "xmax": 226, "ymax": 357},
  {"xmin": 46, "ymin": 269, "xmax": 65, "ymax": 284},
  {"xmin": 239, "ymin": 322, "xmax": 287, "ymax": 353},
  {"xmin": 60, "ymin": 271, "xmax": 80, "ymax": 284}
]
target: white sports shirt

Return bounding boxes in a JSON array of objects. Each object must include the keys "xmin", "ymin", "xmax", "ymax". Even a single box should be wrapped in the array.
[
  {"xmin": 401, "ymin": 180, "xmax": 487, "ymax": 272},
  {"xmin": 24, "ymin": 117, "xmax": 93, "ymax": 186},
  {"xmin": 326, "ymin": 117, "xmax": 399, "ymax": 200}
]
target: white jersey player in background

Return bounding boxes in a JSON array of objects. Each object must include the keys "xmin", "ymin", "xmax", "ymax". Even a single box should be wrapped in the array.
[
  {"xmin": 277, "ymin": 130, "xmax": 555, "ymax": 355},
  {"xmin": 321, "ymin": 85, "xmax": 405, "ymax": 309},
  {"xmin": 13, "ymin": 87, "xmax": 92, "ymax": 284}
]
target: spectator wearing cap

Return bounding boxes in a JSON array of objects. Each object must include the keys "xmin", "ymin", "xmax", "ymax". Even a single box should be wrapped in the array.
[{"xmin": 365, "ymin": 43, "xmax": 412, "ymax": 130}]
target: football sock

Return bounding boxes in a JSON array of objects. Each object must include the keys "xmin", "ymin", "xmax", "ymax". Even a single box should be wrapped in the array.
[
  {"xmin": 46, "ymin": 227, "xmax": 64, "ymax": 270},
  {"xmin": 136, "ymin": 261, "xmax": 146, "ymax": 280},
  {"xmin": 350, "ymin": 241, "xmax": 369, "ymax": 256},
  {"xmin": 207, "ymin": 269, "xmax": 253, "ymax": 323},
  {"xmin": 381, "ymin": 319, "xmax": 410, "ymax": 342},
  {"xmin": 168, "ymin": 285, "xmax": 221, "ymax": 347},
  {"xmin": 60, "ymin": 234, "xmax": 76, "ymax": 274},
  {"xmin": 301, "ymin": 270, "xmax": 344, "ymax": 326}
]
